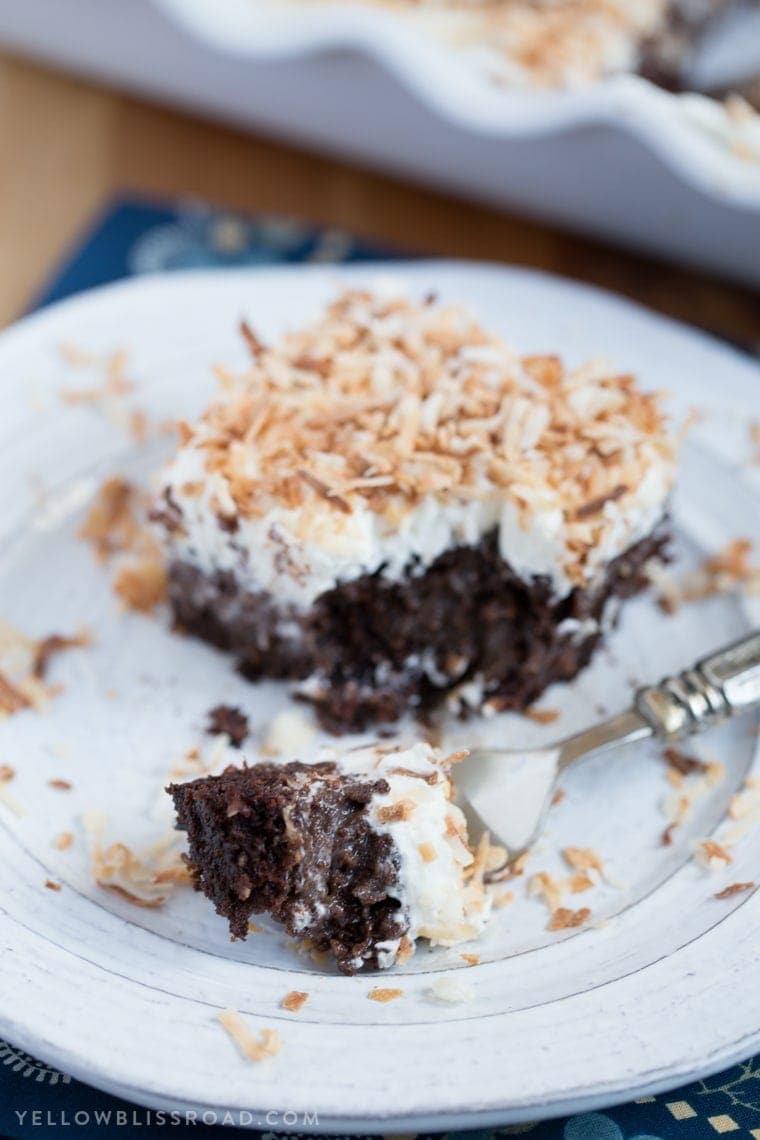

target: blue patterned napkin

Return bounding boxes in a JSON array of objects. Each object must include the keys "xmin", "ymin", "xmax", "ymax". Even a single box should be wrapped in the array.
[{"xmin": 2, "ymin": 197, "xmax": 757, "ymax": 1140}]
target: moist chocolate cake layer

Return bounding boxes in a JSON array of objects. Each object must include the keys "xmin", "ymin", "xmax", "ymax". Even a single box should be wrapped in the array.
[
  {"xmin": 168, "ymin": 523, "xmax": 669, "ymax": 733},
  {"xmin": 170, "ymin": 762, "xmax": 406, "ymax": 973}
]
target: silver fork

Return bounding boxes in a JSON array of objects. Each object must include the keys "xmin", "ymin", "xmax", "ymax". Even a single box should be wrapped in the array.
[{"xmin": 455, "ymin": 631, "xmax": 760, "ymax": 865}]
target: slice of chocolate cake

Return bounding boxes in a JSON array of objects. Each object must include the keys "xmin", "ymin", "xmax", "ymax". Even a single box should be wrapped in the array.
[
  {"xmin": 153, "ymin": 288, "xmax": 676, "ymax": 732},
  {"xmin": 169, "ymin": 742, "xmax": 490, "ymax": 974}
]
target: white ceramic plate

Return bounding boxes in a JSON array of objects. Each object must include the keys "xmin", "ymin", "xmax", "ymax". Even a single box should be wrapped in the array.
[{"xmin": 0, "ymin": 262, "xmax": 758, "ymax": 1132}]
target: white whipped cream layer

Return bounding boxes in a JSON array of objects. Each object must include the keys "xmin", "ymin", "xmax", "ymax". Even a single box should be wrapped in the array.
[
  {"xmin": 159, "ymin": 440, "xmax": 672, "ymax": 608},
  {"xmin": 325, "ymin": 740, "xmax": 490, "ymax": 968}
]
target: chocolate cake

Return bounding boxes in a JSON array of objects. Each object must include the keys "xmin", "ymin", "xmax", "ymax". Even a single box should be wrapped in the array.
[
  {"xmin": 169, "ymin": 742, "xmax": 489, "ymax": 973},
  {"xmin": 153, "ymin": 288, "xmax": 677, "ymax": 732}
]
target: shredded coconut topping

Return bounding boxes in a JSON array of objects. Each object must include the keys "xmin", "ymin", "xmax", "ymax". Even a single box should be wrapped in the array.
[{"xmin": 163, "ymin": 289, "xmax": 675, "ymax": 591}]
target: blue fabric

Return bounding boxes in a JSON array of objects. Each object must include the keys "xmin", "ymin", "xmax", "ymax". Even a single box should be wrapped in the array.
[{"xmin": 3, "ymin": 197, "xmax": 757, "ymax": 1139}]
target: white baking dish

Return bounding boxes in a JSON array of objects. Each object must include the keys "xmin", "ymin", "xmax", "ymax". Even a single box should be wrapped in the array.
[{"xmin": 0, "ymin": 0, "xmax": 758, "ymax": 283}]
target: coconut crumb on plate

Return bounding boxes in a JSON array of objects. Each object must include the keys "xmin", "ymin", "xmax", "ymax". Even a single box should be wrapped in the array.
[
  {"xmin": 549, "ymin": 906, "xmax": 591, "ymax": 931},
  {"xmin": 216, "ymin": 1009, "xmax": 281, "ymax": 1062},
  {"xmin": 44, "ymin": 879, "xmax": 61, "ymax": 892},
  {"xmin": 84, "ymin": 812, "xmax": 192, "ymax": 908},
  {"xmin": 281, "ymin": 991, "xmax": 309, "ymax": 1012},
  {"xmin": 715, "ymin": 881, "xmax": 755, "ymax": 900},
  {"xmin": 430, "ymin": 975, "xmax": 475, "ymax": 1004},
  {"xmin": 53, "ymin": 831, "xmax": 75, "ymax": 851},
  {"xmin": 694, "ymin": 839, "xmax": 733, "ymax": 871},
  {"xmin": 368, "ymin": 987, "xmax": 404, "ymax": 1003}
]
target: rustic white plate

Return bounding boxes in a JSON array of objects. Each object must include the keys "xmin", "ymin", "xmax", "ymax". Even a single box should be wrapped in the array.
[{"xmin": 0, "ymin": 262, "xmax": 758, "ymax": 1132}]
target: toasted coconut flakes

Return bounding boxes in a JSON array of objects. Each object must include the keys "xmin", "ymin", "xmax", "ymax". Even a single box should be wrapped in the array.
[
  {"xmin": 565, "ymin": 872, "xmax": 594, "ymax": 893},
  {"xmin": 217, "ymin": 1009, "xmax": 281, "ymax": 1062},
  {"xmin": 113, "ymin": 546, "xmax": 167, "ymax": 613},
  {"xmin": 84, "ymin": 813, "xmax": 190, "ymax": 908},
  {"xmin": 163, "ymin": 290, "xmax": 675, "ymax": 586},
  {"xmin": 377, "ymin": 799, "xmax": 416, "ymax": 824},
  {"xmin": 418, "ymin": 841, "xmax": 437, "ymax": 863},
  {"xmin": 368, "ymin": 987, "xmax": 404, "ymax": 1003},
  {"xmin": 240, "ymin": 319, "xmax": 266, "ymax": 359},
  {"xmin": 695, "ymin": 839, "xmax": 733, "ymax": 871},
  {"xmin": 395, "ymin": 934, "xmax": 414, "ymax": 964},
  {"xmin": 549, "ymin": 906, "xmax": 591, "ymax": 931},
  {"xmin": 44, "ymin": 879, "xmax": 62, "ymax": 892},
  {"xmin": 443, "ymin": 748, "xmax": 470, "ymax": 765},
  {"xmin": 53, "ymin": 831, "xmax": 74, "ymax": 851},
  {"xmin": 562, "ymin": 846, "xmax": 603, "ymax": 876},
  {"xmin": 49, "ymin": 778, "xmax": 72, "ymax": 791},
  {"xmin": 32, "ymin": 630, "xmax": 92, "ymax": 679},
  {"xmin": 528, "ymin": 871, "xmax": 562, "ymax": 913},
  {"xmin": 524, "ymin": 706, "xmax": 561, "ymax": 725},
  {"xmin": 430, "ymin": 976, "xmax": 474, "ymax": 1004},
  {"xmin": 460, "ymin": 952, "xmax": 479, "ymax": 965},
  {"xmin": 493, "ymin": 891, "xmax": 514, "ymax": 908},
  {"xmin": 281, "ymin": 990, "xmax": 309, "ymax": 1012},
  {"xmin": 715, "ymin": 881, "xmax": 755, "ymax": 899},
  {"xmin": 0, "ymin": 671, "xmax": 31, "ymax": 715},
  {"xmin": 79, "ymin": 477, "xmax": 142, "ymax": 562},
  {"xmin": 651, "ymin": 538, "xmax": 759, "ymax": 612},
  {"xmin": 0, "ymin": 764, "xmax": 15, "ymax": 782}
]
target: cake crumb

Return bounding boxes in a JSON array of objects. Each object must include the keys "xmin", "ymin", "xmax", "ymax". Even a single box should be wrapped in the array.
[
  {"xmin": 549, "ymin": 906, "xmax": 591, "ymax": 931},
  {"xmin": 551, "ymin": 788, "xmax": 566, "ymax": 807},
  {"xmin": 430, "ymin": 976, "xmax": 474, "ymax": 1004},
  {"xmin": 217, "ymin": 1009, "xmax": 281, "ymax": 1061},
  {"xmin": 0, "ymin": 764, "xmax": 15, "ymax": 782},
  {"xmin": 53, "ymin": 831, "xmax": 74, "ymax": 851},
  {"xmin": 248, "ymin": 920, "xmax": 261, "ymax": 934},
  {"xmin": 49, "ymin": 779, "xmax": 72, "ymax": 791},
  {"xmin": 44, "ymin": 879, "xmax": 62, "ymax": 892},
  {"xmin": 663, "ymin": 747, "xmax": 707, "ymax": 777},
  {"xmin": 460, "ymin": 952, "xmax": 479, "ymax": 965},
  {"xmin": 368, "ymin": 987, "xmax": 403, "ymax": 1003},
  {"xmin": 715, "ymin": 881, "xmax": 755, "ymax": 900},
  {"xmin": 281, "ymin": 990, "xmax": 309, "ymax": 1012},
  {"xmin": 207, "ymin": 704, "xmax": 249, "ymax": 748}
]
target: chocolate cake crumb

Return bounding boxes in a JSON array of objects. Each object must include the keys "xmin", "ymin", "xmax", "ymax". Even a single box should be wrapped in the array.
[
  {"xmin": 663, "ymin": 747, "xmax": 708, "ymax": 776},
  {"xmin": 206, "ymin": 705, "xmax": 250, "ymax": 748}
]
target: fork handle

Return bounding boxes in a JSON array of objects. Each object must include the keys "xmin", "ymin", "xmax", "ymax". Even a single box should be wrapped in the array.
[{"xmin": 636, "ymin": 630, "xmax": 760, "ymax": 740}]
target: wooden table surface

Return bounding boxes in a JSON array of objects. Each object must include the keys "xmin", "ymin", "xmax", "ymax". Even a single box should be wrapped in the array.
[{"xmin": 0, "ymin": 52, "xmax": 757, "ymax": 347}]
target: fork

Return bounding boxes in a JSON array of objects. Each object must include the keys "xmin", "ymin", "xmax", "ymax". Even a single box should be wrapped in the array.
[{"xmin": 455, "ymin": 631, "xmax": 760, "ymax": 865}]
